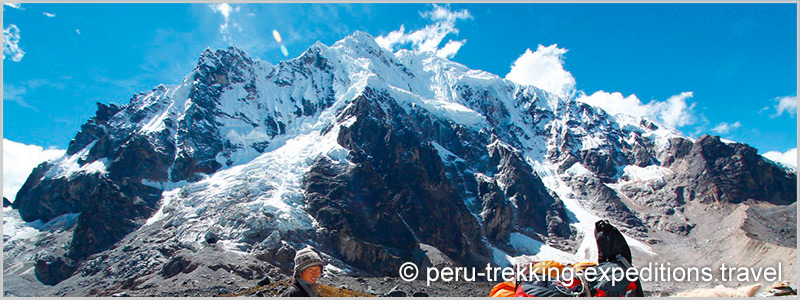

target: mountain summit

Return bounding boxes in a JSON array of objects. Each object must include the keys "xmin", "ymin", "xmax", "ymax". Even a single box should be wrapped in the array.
[{"xmin": 5, "ymin": 31, "xmax": 796, "ymax": 296}]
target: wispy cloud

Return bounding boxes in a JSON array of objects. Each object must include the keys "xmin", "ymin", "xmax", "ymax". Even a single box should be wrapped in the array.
[
  {"xmin": 375, "ymin": 4, "xmax": 472, "ymax": 59},
  {"xmin": 25, "ymin": 78, "xmax": 67, "ymax": 90},
  {"xmin": 3, "ymin": 83, "xmax": 36, "ymax": 110},
  {"xmin": 210, "ymin": 3, "xmax": 233, "ymax": 24},
  {"xmin": 76, "ymin": 29, "xmax": 81, "ymax": 35},
  {"xmin": 763, "ymin": 147, "xmax": 797, "ymax": 168},
  {"xmin": 43, "ymin": 12, "xmax": 55, "ymax": 17},
  {"xmin": 711, "ymin": 121, "xmax": 741, "ymax": 134},
  {"xmin": 762, "ymin": 95, "xmax": 797, "ymax": 118},
  {"xmin": 4, "ymin": 79, "xmax": 71, "ymax": 111},
  {"xmin": 506, "ymin": 44, "xmax": 576, "ymax": 99},
  {"xmin": 209, "ymin": 3, "xmax": 240, "ymax": 42},
  {"xmin": 3, "ymin": 139, "xmax": 66, "ymax": 200},
  {"xmin": 577, "ymin": 91, "xmax": 699, "ymax": 129},
  {"xmin": 3, "ymin": 3, "xmax": 21, "ymax": 9},
  {"xmin": 3, "ymin": 24, "xmax": 25, "ymax": 62}
]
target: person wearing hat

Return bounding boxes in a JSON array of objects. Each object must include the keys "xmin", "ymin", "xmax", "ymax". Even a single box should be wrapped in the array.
[{"xmin": 281, "ymin": 246, "xmax": 324, "ymax": 297}]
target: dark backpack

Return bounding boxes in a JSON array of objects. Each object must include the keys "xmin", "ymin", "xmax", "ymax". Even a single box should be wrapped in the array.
[
  {"xmin": 595, "ymin": 220, "xmax": 632, "ymax": 264},
  {"xmin": 588, "ymin": 220, "xmax": 644, "ymax": 297}
]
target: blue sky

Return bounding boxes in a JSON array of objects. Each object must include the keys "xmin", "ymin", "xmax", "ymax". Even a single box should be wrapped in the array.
[{"xmin": 3, "ymin": 3, "xmax": 797, "ymax": 160}]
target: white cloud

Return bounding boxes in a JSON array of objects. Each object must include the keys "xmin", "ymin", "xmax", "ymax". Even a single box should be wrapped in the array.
[
  {"xmin": 711, "ymin": 121, "xmax": 741, "ymax": 134},
  {"xmin": 375, "ymin": 4, "xmax": 472, "ymax": 58},
  {"xmin": 43, "ymin": 12, "xmax": 55, "ymax": 17},
  {"xmin": 576, "ymin": 91, "xmax": 648, "ymax": 117},
  {"xmin": 375, "ymin": 25, "xmax": 406, "ymax": 49},
  {"xmin": 3, "ymin": 3, "xmax": 21, "ymax": 9},
  {"xmin": 3, "ymin": 24, "xmax": 25, "ymax": 62},
  {"xmin": 209, "ymin": 3, "xmax": 240, "ymax": 41},
  {"xmin": 652, "ymin": 92, "xmax": 697, "ymax": 128},
  {"xmin": 436, "ymin": 39, "xmax": 465, "ymax": 59},
  {"xmin": 506, "ymin": 44, "xmax": 576, "ymax": 99},
  {"xmin": 423, "ymin": 4, "xmax": 471, "ymax": 23},
  {"xmin": 210, "ymin": 3, "xmax": 233, "ymax": 20},
  {"xmin": 577, "ymin": 90, "xmax": 698, "ymax": 129},
  {"xmin": 76, "ymin": 29, "xmax": 81, "ymax": 35},
  {"xmin": 3, "ymin": 139, "xmax": 65, "ymax": 201},
  {"xmin": 771, "ymin": 96, "xmax": 797, "ymax": 118},
  {"xmin": 763, "ymin": 147, "xmax": 797, "ymax": 168}
]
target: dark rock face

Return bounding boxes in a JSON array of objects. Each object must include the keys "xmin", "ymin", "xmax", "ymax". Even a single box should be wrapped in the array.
[
  {"xmin": 67, "ymin": 177, "xmax": 160, "ymax": 260},
  {"xmin": 566, "ymin": 174, "xmax": 646, "ymax": 235},
  {"xmin": 160, "ymin": 256, "xmax": 198, "ymax": 278},
  {"xmin": 16, "ymin": 171, "xmax": 160, "ymax": 285},
  {"xmin": 4, "ymin": 196, "xmax": 11, "ymax": 207},
  {"xmin": 488, "ymin": 142, "xmax": 573, "ymax": 243},
  {"xmin": 168, "ymin": 49, "xmax": 241, "ymax": 182},
  {"xmin": 108, "ymin": 132, "xmax": 174, "ymax": 182},
  {"xmin": 658, "ymin": 137, "xmax": 694, "ymax": 167},
  {"xmin": 304, "ymin": 156, "xmax": 416, "ymax": 275},
  {"xmin": 302, "ymin": 87, "xmax": 581, "ymax": 271},
  {"xmin": 305, "ymin": 89, "xmax": 490, "ymax": 274},
  {"xmin": 666, "ymin": 135, "xmax": 796, "ymax": 205},
  {"xmin": 14, "ymin": 167, "xmax": 99, "ymax": 222},
  {"xmin": 14, "ymin": 168, "xmax": 160, "ymax": 259},
  {"xmin": 66, "ymin": 102, "xmax": 123, "ymax": 156},
  {"xmin": 35, "ymin": 255, "xmax": 77, "ymax": 286},
  {"xmin": 477, "ymin": 176, "xmax": 513, "ymax": 244}
]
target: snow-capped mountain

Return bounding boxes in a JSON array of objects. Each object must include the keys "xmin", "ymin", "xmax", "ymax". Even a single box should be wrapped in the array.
[{"xmin": 5, "ymin": 31, "xmax": 796, "ymax": 296}]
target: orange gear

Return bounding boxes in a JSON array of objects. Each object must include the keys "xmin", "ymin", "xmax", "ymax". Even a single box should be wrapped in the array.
[
  {"xmin": 531, "ymin": 260, "xmax": 564, "ymax": 278},
  {"xmin": 571, "ymin": 262, "xmax": 597, "ymax": 271},
  {"xmin": 489, "ymin": 281, "xmax": 516, "ymax": 297}
]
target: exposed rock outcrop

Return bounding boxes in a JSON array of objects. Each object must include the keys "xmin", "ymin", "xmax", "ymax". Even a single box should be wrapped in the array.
[{"xmin": 667, "ymin": 135, "xmax": 796, "ymax": 205}]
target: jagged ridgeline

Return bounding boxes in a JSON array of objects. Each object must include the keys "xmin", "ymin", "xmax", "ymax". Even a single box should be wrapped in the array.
[{"xmin": 6, "ymin": 31, "xmax": 796, "ymax": 296}]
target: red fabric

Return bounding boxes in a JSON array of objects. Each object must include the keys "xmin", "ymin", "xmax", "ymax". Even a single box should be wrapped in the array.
[
  {"xmin": 626, "ymin": 281, "xmax": 637, "ymax": 292},
  {"xmin": 515, "ymin": 284, "xmax": 534, "ymax": 297},
  {"xmin": 594, "ymin": 289, "xmax": 607, "ymax": 297}
]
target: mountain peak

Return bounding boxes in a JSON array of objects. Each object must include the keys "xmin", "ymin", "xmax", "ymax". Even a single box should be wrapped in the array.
[
  {"xmin": 196, "ymin": 46, "xmax": 252, "ymax": 70},
  {"xmin": 333, "ymin": 30, "xmax": 382, "ymax": 53}
]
